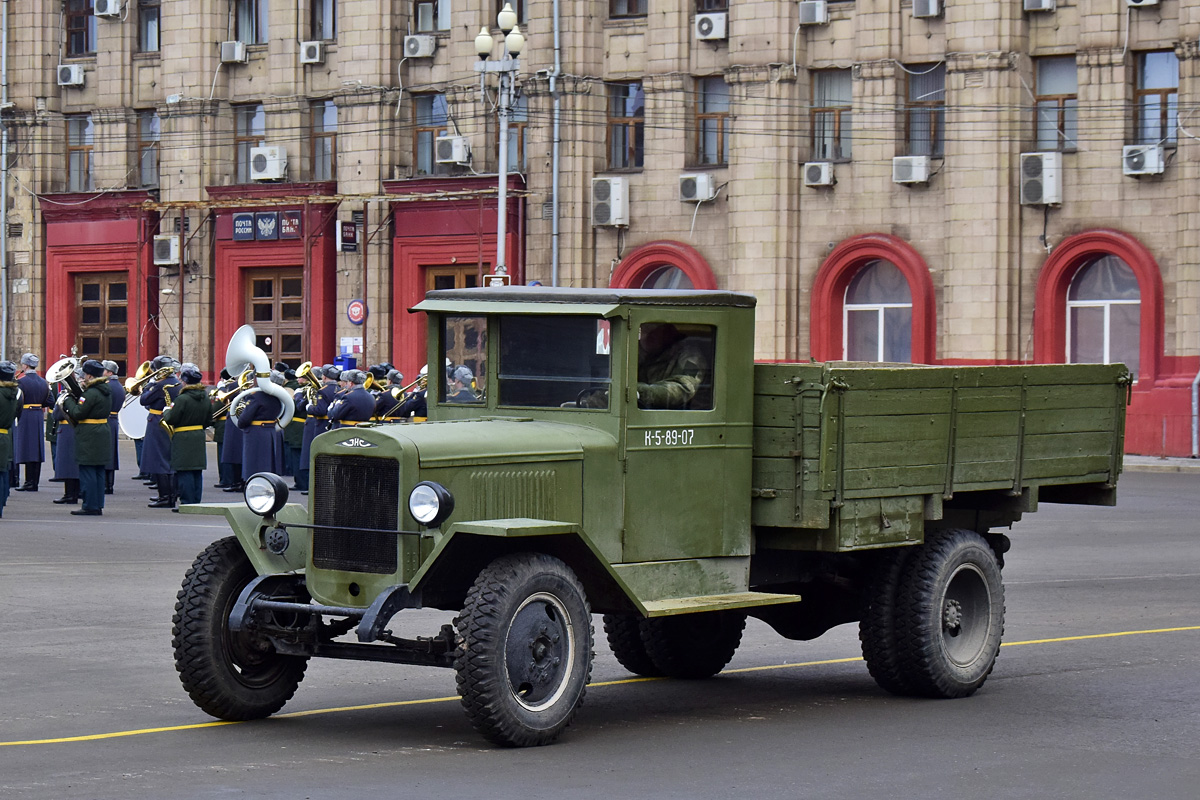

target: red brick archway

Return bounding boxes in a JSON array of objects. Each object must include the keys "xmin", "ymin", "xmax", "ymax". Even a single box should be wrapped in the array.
[
  {"xmin": 610, "ymin": 240, "xmax": 717, "ymax": 289},
  {"xmin": 810, "ymin": 233, "xmax": 936, "ymax": 363}
]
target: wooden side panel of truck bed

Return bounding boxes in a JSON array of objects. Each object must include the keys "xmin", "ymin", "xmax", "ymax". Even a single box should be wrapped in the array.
[{"xmin": 751, "ymin": 362, "xmax": 1129, "ymax": 548}]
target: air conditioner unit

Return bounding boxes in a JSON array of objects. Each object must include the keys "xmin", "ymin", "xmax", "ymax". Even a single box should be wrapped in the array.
[
  {"xmin": 1019, "ymin": 151, "xmax": 1062, "ymax": 205},
  {"xmin": 57, "ymin": 64, "xmax": 84, "ymax": 87},
  {"xmin": 799, "ymin": 1, "xmax": 829, "ymax": 25},
  {"xmin": 695, "ymin": 12, "xmax": 728, "ymax": 41},
  {"xmin": 892, "ymin": 155, "xmax": 931, "ymax": 184},
  {"xmin": 404, "ymin": 34, "xmax": 438, "ymax": 58},
  {"xmin": 680, "ymin": 173, "xmax": 717, "ymax": 202},
  {"xmin": 591, "ymin": 176, "xmax": 630, "ymax": 227},
  {"xmin": 152, "ymin": 235, "xmax": 180, "ymax": 266},
  {"xmin": 220, "ymin": 40, "xmax": 248, "ymax": 64},
  {"xmin": 1122, "ymin": 144, "xmax": 1165, "ymax": 176},
  {"xmin": 249, "ymin": 145, "xmax": 287, "ymax": 180},
  {"xmin": 803, "ymin": 161, "xmax": 835, "ymax": 187},
  {"xmin": 912, "ymin": 0, "xmax": 941, "ymax": 19},
  {"xmin": 94, "ymin": 0, "xmax": 122, "ymax": 18},
  {"xmin": 1126, "ymin": 0, "xmax": 1159, "ymax": 7},
  {"xmin": 299, "ymin": 41, "xmax": 325, "ymax": 65},
  {"xmin": 435, "ymin": 135, "xmax": 471, "ymax": 165},
  {"xmin": 1023, "ymin": 0, "xmax": 1055, "ymax": 11}
]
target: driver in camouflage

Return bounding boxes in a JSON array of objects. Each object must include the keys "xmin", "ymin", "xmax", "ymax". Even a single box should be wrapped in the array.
[{"xmin": 635, "ymin": 323, "xmax": 709, "ymax": 409}]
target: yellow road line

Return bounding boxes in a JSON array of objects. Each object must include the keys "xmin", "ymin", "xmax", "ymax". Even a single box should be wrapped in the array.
[{"xmin": 3, "ymin": 624, "xmax": 1197, "ymax": 747}]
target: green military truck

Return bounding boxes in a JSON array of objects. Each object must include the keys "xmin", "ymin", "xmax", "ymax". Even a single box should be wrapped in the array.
[{"xmin": 174, "ymin": 288, "xmax": 1129, "ymax": 747}]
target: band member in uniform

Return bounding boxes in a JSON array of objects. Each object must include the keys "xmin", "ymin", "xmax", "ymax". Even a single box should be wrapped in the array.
[
  {"xmin": 64, "ymin": 360, "xmax": 113, "ymax": 516},
  {"xmin": 103, "ymin": 361, "xmax": 124, "ymax": 494},
  {"xmin": 140, "ymin": 356, "xmax": 181, "ymax": 508},
  {"xmin": 282, "ymin": 368, "xmax": 304, "ymax": 481},
  {"xmin": 328, "ymin": 370, "xmax": 375, "ymax": 428},
  {"xmin": 52, "ymin": 378, "xmax": 80, "ymax": 505},
  {"xmin": 375, "ymin": 368, "xmax": 406, "ymax": 422},
  {"xmin": 162, "ymin": 363, "xmax": 214, "ymax": 510},
  {"xmin": 447, "ymin": 366, "xmax": 479, "ymax": 403},
  {"xmin": 392, "ymin": 364, "xmax": 430, "ymax": 421},
  {"xmin": 210, "ymin": 369, "xmax": 236, "ymax": 489},
  {"xmin": 296, "ymin": 364, "xmax": 339, "ymax": 494},
  {"xmin": 233, "ymin": 372, "xmax": 284, "ymax": 479},
  {"xmin": 14, "ymin": 353, "xmax": 51, "ymax": 492},
  {"xmin": 0, "ymin": 361, "xmax": 20, "ymax": 517}
]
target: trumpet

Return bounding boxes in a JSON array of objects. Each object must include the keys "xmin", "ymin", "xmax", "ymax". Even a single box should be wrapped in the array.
[
  {"xmin": 211, "ymin": 367, "xmax": 254, "ymax": 418},
  {"xmin": 125, "ymin": 362, "xmax": 176, "ymax": 395}
]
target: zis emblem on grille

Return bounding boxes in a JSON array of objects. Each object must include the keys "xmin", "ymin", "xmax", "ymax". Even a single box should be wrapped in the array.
[{"xmin": 339, "ymin": 437, "xmax": 376, "ymax": 448}]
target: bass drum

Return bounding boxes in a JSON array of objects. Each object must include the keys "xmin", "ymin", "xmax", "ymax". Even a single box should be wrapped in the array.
[{"xmin": 118, "ymin": 397, "xmax": 150, "ymax": 439}]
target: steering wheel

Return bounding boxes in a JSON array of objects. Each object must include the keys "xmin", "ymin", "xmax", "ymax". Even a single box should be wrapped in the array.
[{"xmin": 575, "ymin": 387, "xmax": 609, "ymax": 408}]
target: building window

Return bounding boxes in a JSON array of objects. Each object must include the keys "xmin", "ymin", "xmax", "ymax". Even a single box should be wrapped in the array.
[
  {"xmin": 66, "ymin": 0, "xmax": 97, "ymax": 57},
  {"xmin": 1067, "ymin": 255, "xmax": 1141, "ymax": 377},
  {"xmin": 610, "ymin": 0, "xmax": 647, "ymax": 17},
  {"xmin": 697, "ymin": 0, "xmax": 728, "ymax": 10},
  {"xmin": 137, "ymin": 111, "xmax": 160, "ymax": 188},
  {"xmin": 234, "ymin": 103, "xmax": 266, "ymax": 183},
  {"xmin": 1035, "ymin": 56, "xmax": 1078, "ymax": 151},
  {"xmin": 235, "ymin": 0, "xmax": 269, "ymax": 44},
  {"xmin": 1135, "ymin": 51, "xmax": 1178, "ymax": 146},
  {"xmin": 695, "ymin": 76, "xmax": 730, "ymax": 166},
  {"xmin": 414, "ymin": 0, "xmax": 451, "ymax": 32},
  {"xmin": 843, "ymin": 260, "xmax": 913, "ymax": 362},
  {"xmin": 904, "ymin": 63, "xmax": 945, "ymax": 158},
  {"xmin": 138, "ymin": 0, "xmax": 160, "ymax": 52},
  {"xmin": 506, "ymin": 94, "xmax": 528, "ymax": 172},
  {"xmin": 311, "ymin": 0, "xmax": 336, "ymax": 40},
  {"xmin": 66, "ymin": 115, "xmax": 94, "ymax": 192},
  {"xmin": 413, "ymin": 94, "xmax": 450, "ymax": 176},
  {"xmin": 310, "ymin": 101, "xmax": 337, "ymax": 181},
  {"xmin": 607, "ymin": 82, "xmax": 645, "ymax": 169},
  {"xmin": 812, "ymin": 69, "xmax": 852, "ymax": 161}
]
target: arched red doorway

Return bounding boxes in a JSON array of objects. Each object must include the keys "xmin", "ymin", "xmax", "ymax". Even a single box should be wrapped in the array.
[{"xmin": 610, "ymin": 241, "xmax": 717, "ymax": 289}]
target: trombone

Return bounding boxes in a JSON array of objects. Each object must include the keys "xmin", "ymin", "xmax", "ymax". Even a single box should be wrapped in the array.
[
  {"xmin": 211, "ymin": 367, "xmax": 254, "ymax": 418},
  {"xmin": 382, "ymin": 373, "xmax": 426, "ymax": 419},
  {"xmin": 125, "ymin": 361, "xmax": 176, "ymax": 395}
]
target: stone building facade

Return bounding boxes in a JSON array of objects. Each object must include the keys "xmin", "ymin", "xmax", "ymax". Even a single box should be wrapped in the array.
[{"xmin": 2, "ymin": 0, "xmax": 1197, "ymax": 454}]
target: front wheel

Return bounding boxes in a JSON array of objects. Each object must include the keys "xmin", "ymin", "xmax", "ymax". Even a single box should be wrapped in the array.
[
  {"xmin": 894, "ymin": 529, "xmax": 1005, "ymax": 698},
  {"xmin": 455, "ymin": 553, "xmax": 594, "ymax": 747},
  {"xmin": 171, "ymin": 536, "xmax": 308, "ymax": 720}
]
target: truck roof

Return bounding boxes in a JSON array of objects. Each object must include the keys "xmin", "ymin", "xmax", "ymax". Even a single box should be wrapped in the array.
[{"xmin": 412, "ymin": 286, "xmax": 757, "ymax": 316}]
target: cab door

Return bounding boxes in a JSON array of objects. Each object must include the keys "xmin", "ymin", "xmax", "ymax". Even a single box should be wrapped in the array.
[{"xmin": 621, "ymin": 310, "xmax": 750, "ymax": 562}]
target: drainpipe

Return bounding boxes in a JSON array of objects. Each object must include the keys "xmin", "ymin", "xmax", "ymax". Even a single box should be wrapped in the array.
[
  {"xmin": 1, "ymin": 0, "xmax": 9, "ymax": 356},
  {"xmin": 1191, "ymin": 353, "xmax": 1199, "ymax": 458},
  {"xmin": 549, "ymin": 0, "xmax": 561, "ymax": 286}
]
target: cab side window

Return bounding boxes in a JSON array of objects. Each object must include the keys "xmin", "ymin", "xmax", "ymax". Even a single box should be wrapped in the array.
[{"xmin": 636, "ymin": 323, "xmax": 715, "ymax": 410}]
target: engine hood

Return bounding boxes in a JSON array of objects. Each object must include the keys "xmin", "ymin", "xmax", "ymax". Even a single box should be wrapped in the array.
[{"xmin": 389, "ymin": 418, "xmax": 613, "ymax": 467}]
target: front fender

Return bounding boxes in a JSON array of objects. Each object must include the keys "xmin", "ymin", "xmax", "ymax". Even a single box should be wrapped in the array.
[
  {"xmin": 179, "ymin": 502, "xmax": 310, "ymax": 575},
  {"xmin": 409, "ymin": 518, "xmax": 639, "ymax": 615}
]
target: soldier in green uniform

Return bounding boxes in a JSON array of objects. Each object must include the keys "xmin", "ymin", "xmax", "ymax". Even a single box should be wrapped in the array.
[
  {"xmin": 63, "ymin": 360, "xmax": 113, "ymax": 516},
  {"xmin": 162, "ymin": 363, "xmax": 214, "ymax": 510},
  {"xmin": 635, "ymin": 322, "xmax": 711, "ymax": 409},
  {"xmin": 0, "ymin": 361, "xmax": 19, "ymax": 517}
]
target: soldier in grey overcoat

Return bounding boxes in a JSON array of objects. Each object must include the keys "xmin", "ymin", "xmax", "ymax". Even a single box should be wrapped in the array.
[
  {"xmin": 0, "ymin": 361, "xmax": 20, "ymax": 516},
  {"xmin": 14, "ymin": 353, "xmax": 50, "ymax": 491},
  {"xmin": 103, "ymin": 361, "xmax": 124, "ymax": 494},
  {"xmin": 233, "ymin": 378, "xmax": 284, "ymax": 481},
  {"xmin": 140, "ymin": 356, "xmax": 181, "ymax": 506},
  {"xmin": 63, "ymin": 361, "xmax": 113, "ymax": 516},
  {"xmin": 161, "ymin": 364, "xmax": 214, "ymax": 509}
]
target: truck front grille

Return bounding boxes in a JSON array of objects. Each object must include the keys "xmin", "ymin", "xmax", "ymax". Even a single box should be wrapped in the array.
[{"xmin": 311, "ymin": 454, "xmax": 400, "ymax": 574}]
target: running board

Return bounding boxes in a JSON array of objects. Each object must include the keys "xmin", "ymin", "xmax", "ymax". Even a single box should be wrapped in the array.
[{"xmin": 640, "ymin": 591, "xmax": 801, "ymax": 617}]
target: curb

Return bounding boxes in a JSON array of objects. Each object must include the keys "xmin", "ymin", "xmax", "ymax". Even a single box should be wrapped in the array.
[{"xmin": 1123, "ymin": 459, "xmax": 1200, "ymax": 475}]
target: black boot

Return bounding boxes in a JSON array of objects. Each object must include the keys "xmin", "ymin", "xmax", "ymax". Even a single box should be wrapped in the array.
[
  {"xmin": 53, "ymin": 479, "xmax": 80, "ymax": 504},
  {"xmin": 105, "ymin": 470, "xmax": 115, "ymax": 495},
  {"xmin": 149, "ymin": 474, "xmax": 176, "ymax": 508},
  {"xmin": 16, "ymin": 462, "xmax": 40, "ymax": 491}
]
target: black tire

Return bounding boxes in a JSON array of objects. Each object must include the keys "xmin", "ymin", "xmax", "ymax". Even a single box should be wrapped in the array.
[
  {"xmin": 859, "ymin": 548, "xmax": 918, "ymax": 696},
  {"xmin": 640, "ymin": 610, "xmax": 746, "ymax": 679},
  {"xmin": 455, "ymin": 553, "xmax": 594, "ymax": 747},
  {"xmin": 602, "ymin": 613, "xmax": 664, "ymax": 677},
  {"xmin": 893, "ymin": 529, "xmax": 1006, "ymax": 698},
  {"xmin": 171, "ymin": 536, "xmax": 308, "ymax": 720}
]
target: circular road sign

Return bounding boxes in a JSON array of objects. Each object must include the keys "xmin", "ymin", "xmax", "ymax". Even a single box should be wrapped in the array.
[{"xmin": 347, "ymin": 299, "xmax": 367, "ymax": 325}]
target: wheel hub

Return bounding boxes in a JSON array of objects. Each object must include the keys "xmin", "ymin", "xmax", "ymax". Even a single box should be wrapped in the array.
[
  {"xmin": 943, "ymin": 599, "xmax": 963, "ymax": 634},
  {"xmin": 505, "ymin": 592, "xmax": 575, "ymax": 712}
]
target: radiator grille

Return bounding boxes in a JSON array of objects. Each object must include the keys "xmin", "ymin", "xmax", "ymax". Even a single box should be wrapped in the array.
[
  {"xmin": 471, "ymin": 469, "xmax": 557, "ymax": 520},
  {"xmin": 312, "ymin": 454, "xmax": 400, "ymax": 574}
]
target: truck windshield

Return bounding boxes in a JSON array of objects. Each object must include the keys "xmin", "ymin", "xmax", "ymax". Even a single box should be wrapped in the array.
[
  {"xmin": 497, "ymin": 316, "xmax": 612, "ymax": 408},
  {"xmin": 440, "ymin": 315, "xmax": 487, "ymax": 404}
]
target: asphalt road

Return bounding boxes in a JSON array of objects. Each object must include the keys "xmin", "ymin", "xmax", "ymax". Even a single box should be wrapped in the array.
[{"xmin": 1, "ymin": 446, "xmax": 1198, "ymax": 799}]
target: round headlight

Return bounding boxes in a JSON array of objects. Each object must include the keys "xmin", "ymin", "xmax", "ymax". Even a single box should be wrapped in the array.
[
  {"xmin": 408, "ymin": 481, "xmax": 454, "ymax": 528},
  {"xmin": 244, "ymin": 472, "xmax": 289, "ymax": 517}
]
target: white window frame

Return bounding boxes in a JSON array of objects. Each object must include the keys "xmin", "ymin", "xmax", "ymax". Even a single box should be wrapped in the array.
[
  {"xmin": 842, "ymin": 301, "xmax": 912, "ymax": 362},
  {"xmin": 1065, "ymin": 298, "xmax": 1141, "ymax": 368}
]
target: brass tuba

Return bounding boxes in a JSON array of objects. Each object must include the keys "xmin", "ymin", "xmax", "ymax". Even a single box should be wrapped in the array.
[
  {"xmin": 224, "ymin": 325, "xmax": 295, "ymax": 428},
  {"xmin": 296, "ymin": 360, "xmax": 321, "ymax": 405},
  {"xmin": 47, "ymin": 355, "xmax": 85, "ymax": 401}
]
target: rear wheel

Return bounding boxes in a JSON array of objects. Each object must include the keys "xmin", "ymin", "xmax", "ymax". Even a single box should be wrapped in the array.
[
  {"xmin": 455, "ymin": 553, "xmax": 593, "ymax": 747},
  {"xmin": 893, "ymin": 529, "xmax": 1005, "ymax": 698},
  {"xmin": 859, "ymin": 548, "xmax": 918, "ymax": 696},
  {"xmin": 602, "ymin": 613, "xmax": 663, "ymax": 677},
  {"xmin": 640, "ymin": 610, "xmax": 746, "ymax": 679},
  {"xmin": 171, "ymin": 537, "xmax": 308, "ymax": 720}
]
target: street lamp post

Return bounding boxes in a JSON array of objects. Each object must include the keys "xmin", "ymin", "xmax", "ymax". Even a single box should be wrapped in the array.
[{"xmin": 475, "ymin": 4, "xmax": 525, "ymax": 286}]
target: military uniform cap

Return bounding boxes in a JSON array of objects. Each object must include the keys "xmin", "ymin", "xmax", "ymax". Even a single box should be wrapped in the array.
[
  {"xmin": 452, "ymin": 365, "xmax": 474, "ymax": 383},
  {"xmin": 102, "ymin": 360, "xmax": 119, "ymax": 375},
  {"xmin": 179, "ymin": 363, "xmax": 203, "ymax": 384},
  {"xmin": 323, "ymin": 365, "xmax": 341, "ymax": 380},
  {"xmin": 387, "ymin": 369, "xmax": 403, "ymax": 384},
  {"xmin": 82, "ymin": 359, "xmax": 106, "ymax": 378},
  {"xmin": 20, "ymin": 353, "xmax": 38, "ymax": 368},
  {"xmin": 0, "ymin": 361, "xmax": 16, "ymax": 381}
]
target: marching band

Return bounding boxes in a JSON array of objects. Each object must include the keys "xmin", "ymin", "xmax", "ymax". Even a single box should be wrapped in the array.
[{"xmin": 0, "ymin": 327, "xmax": 452, "ymax": 518}]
